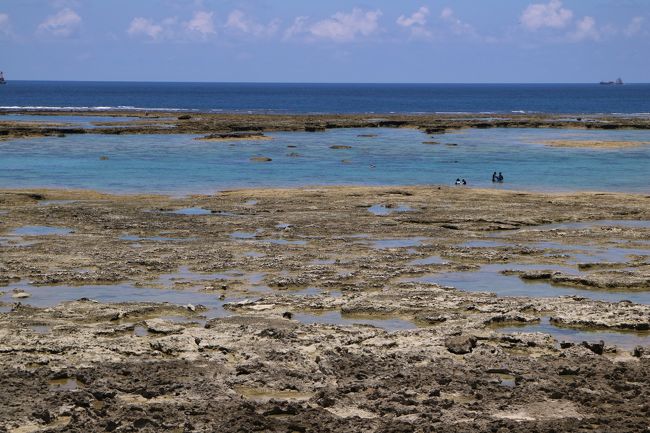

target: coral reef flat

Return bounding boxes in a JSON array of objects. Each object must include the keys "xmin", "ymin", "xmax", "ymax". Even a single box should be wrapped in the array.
[
  {"xmin": 1, "ymin": 185, "xmax": 650, "ymax": 432},
  {"xmin": 2, "ymin": 111, "xmax": 650, "ymax": 141}
]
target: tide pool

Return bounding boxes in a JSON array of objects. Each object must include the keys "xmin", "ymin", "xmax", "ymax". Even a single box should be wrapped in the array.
[{"xmin": 0, "ymin": 127, "xmax": 648, "ymax": 194}]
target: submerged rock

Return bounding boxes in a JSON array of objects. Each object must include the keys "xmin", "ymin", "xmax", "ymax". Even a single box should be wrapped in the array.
[
  {"xmin": 198, "ymin": 132, "xmax": 268, "ymax": 141},
  {"xmin": 250, "ymin": 156, "xmax": 272, "ymax": 162}
]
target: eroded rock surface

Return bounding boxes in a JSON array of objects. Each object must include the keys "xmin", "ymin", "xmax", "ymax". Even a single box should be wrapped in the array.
[{"xmin": 1, "ymin": 186, "xmax": 650, "ymax": 432}]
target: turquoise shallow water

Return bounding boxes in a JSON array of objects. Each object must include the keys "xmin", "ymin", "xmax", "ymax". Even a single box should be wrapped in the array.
[{"xmin": 0, "ymin": 127, "xmax": 649, "ymax": 194}]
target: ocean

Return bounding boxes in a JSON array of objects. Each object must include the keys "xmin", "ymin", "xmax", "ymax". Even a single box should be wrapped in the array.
[{"xmin": 1, "ymin": 81, "xmax": 650, "ymax": 114}]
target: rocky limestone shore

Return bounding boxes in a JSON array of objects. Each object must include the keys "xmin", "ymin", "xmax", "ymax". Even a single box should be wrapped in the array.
[{"xmin": 1, "ymin": 186, "xmax": 649, "ymax": 432}]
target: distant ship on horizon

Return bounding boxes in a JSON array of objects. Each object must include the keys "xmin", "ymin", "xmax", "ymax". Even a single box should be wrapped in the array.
[
  {"xmin": 0, "ymin": 71, "xmax": 5, "ymax": 85},
  {"xmin": 599, "ymin": 77, "xmax": 623, "ymax": 85}
]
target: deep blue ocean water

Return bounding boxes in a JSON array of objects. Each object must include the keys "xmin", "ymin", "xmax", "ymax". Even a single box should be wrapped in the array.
[
  {"xmin": 1, "ymin": 127, "xmax": 648, "ymax": 195},
  {"xmin": 1, "ymin": 81, "xmax": 650, "ymax": 114}
]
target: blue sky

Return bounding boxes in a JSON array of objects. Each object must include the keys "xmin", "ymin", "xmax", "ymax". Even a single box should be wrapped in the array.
[{"xmin": 1, "ymin": 0, "xmax": 648, "ymax": 82}]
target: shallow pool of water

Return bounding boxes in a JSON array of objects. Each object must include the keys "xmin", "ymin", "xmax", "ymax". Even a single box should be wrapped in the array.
[
  {"xmin": 156, "ymin": 266, "xmax": 267, "ymax": 289},
  {"xmin": 371, "ymin": 237, "xmax": 426, "ymax": 249},
  {"xmin": 171, "ymin": 207, "xmax": 212, "ymax": 215},
  {"xmin": 294, "ymin": 310, "xmax": 418, "ymax": 331},
  {"xmin": 37, "ymin": 200, "xmax": 78, "ymax": 206},
  {"xmin": 495, "ymin": 317, "xmax": 650, "ymax": 351},
  {"xmin": 10, "ymin": 226, "xmax": 72, "ymax": 236},
  {"xmin": 260, "ymin": 239, "xmax": 308, "ymax": 246},
  {"xmin": 529, "ymin": 241, "xmax": 650, "ymax": 264},
  {"xmin": 1, "ymin": 128, "xmax": 649, "ymax": 194},
  {"xmin": 0, "ymin": 281, "xmax": 230, "ymax": 318},
  {"xmin": 406, "ymin": 263, "xmax": 650, "ymax": 304},
  {"xmin": 230, "ymin": 231, "xmax": 257, "ymax": 240},
  {"xmin": 49, "ymin": 377, "xmax": 79, "ymax": 391},
  {"xmin": 368, "ymin": 204, "xmax": 413, "ymax": 216}
]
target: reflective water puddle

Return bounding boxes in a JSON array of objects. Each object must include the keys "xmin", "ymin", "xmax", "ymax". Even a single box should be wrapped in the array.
[
  {"xmin": 371, "ymin": 237, "xmax": 427, "ymax": 249},
  {"xmin": 230, "ymin": 231, "xmax": 257, "ymax": 239},
  {"xmin": 231, "ymin": 231, "xmax": 307, "ymax": 245},
  {"xmin": 368, "ymin": 204, "xmax": 413, "ymax": 216},
  {"xmin": 10, "ymin": 226, "xmax": 73, "ymax": 236},
  {"xmin": 261, "ymin": 239, "xmax": 307, "ymax": 245},
  {"xmin": 157, "ymin": 266, "xmax": 267, "ymax": 290},
  {"xmin": 497, "ymin": 374, "xmax": 516, "ymax": 388},
  {"xmin": 37, "ymin": 200, "xmax": 78, "ymax": 206},
  {"xmin": 49, "ymin": 377, "xmax": 79, "ymax": 391},
  {"xmin": 463, "ymin": 236, "xmax": 650, "ymax": 265},
  {"xmin": 29, "ymin": 325, "xmax": 51, "ymax": 335},
  {"xmin": 293, "ymin": 310, "xmax": 418, "ymax": 331},
  {"xmin": 171, "ymin": 207, "xmax": 212, "ymax": 215},
  {"xmin": 404, "ymin": 263, "xmax": 650, "ymax": 304},
  {"xmin": 0, "ymin": 281, "xmax": 230, "ymax": 318},
  {"xmin": 494, "ymin": 317, "xmax": 650, "ymax": 351},
  {"xmin": 311, "ymin": 258, "xmax": 337, "ymax": 265}
]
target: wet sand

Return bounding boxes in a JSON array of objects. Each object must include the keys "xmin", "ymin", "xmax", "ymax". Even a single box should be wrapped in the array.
[{"xmin": 1, "ymin": 185, "xmax": 650, "ymax": 432}]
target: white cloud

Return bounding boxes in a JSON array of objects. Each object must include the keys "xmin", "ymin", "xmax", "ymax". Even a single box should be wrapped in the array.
[
  {"xmin": 521, "ymin": 0, "xmax": 573, "ymax": 31},
  {"xmin": 569, "ymin": 16, "xmax": 599, "ymax": 41},
  {"xmin": 397, "ymin": 6, "xmax": 431, "ymax": 38},
  {"xmin": 185, "ymin": 11, "xmax": 215, "ymax": 37},
  {"xmin": 37, "ymin": 8, "xmax": 81, "ymax": 37},
  {"xmin": 309, "ymin": 8, "xmax": 382, "ymax": 42},
  {"xmin": 225, "ymin": 10, "xmax": 279, "ymax": 37},
  {"xmin": 624, "ymin": 16, "xmax": 644, "ymax": 37},
  {"xmin": 397, "ymin": 6, "xmax": 429, "ymax": 28},
  {"xmin": 128, "ymin": 17, "xmax": 164, "ymax": 40},
  {"xmin": 0, "ymin": 13, "xmax": 10, "ymax": 37},
  {"xmin": 284, "ymin": 16, "xmax": 309, "ymax": 40},
  {"xmin": 440, "ymin": 7, "xmax": 475, "ymax": 36}
]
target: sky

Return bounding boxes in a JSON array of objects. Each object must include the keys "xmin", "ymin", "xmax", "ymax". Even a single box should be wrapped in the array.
[{"xmin": 0, "ymin": 0, "xmax": 649, "ymax": 83}]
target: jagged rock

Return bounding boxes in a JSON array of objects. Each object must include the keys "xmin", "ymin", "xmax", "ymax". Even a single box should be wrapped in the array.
[
  {"xmin": 445, "ymin": 335, "xmax": 477, "ymax": 354},
  {"xmin": 581, "ymin": 340, "xmax": 605, "ymax": 355},
  {"xmin": 144, "ymin": 319, "xmax": 184, "ymax": 335}
]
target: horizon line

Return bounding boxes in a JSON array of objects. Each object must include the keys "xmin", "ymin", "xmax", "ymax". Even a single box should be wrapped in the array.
[{"xmin": 2, "ymin": 79, "xmax": 647, "ymax": 85}]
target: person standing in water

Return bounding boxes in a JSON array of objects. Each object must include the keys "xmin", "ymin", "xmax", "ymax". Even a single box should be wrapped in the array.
[
  {"xmin": 497, "ymin": 172, "xmax": 504, "ymax": 182},
  {"xmin": 492, "ymin": 172, "xmax": 497, "ymax": 182}
]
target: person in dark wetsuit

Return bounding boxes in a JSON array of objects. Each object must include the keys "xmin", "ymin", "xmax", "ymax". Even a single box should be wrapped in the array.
[
  {"xmin": 492, "ymin": 172, "xmax": 497, "ymax": 182},
  {"xmin": 462, "ymin": 179, "xmax": 467, "ymax": 185},
  {"xmin": 497, "ymin": 172, "xmax": 504, "ymax": 182}
]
